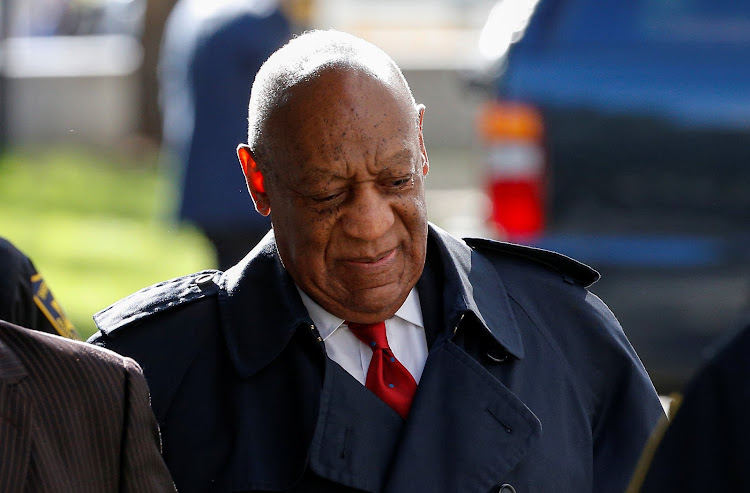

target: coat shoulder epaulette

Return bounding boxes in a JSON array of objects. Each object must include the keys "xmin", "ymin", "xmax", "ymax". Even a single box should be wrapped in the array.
[
  {"xmin": 93, "ymin": 270, "xmax": 221, "ymax": 336},
  {"xmin": 464, "ymin": 237, "xmax": 600, "ymax": 288}
]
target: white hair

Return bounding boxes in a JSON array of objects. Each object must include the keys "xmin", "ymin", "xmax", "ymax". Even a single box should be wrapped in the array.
[{"xmin": 246, "ymin": 29, "xmax": 418, "ymax": 171}]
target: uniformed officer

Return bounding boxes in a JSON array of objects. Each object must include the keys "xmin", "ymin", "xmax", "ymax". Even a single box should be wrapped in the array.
[
  {"xmin": 91, "ymin": 30, "xmax": 665, "ymax": 492},
  {"xmin": 0, "ymin": 237, "xmax": 78, "ymax": 339},
  {"xmin": 627, "ymin": 322, "xmax": 750, "ymax": 492}
]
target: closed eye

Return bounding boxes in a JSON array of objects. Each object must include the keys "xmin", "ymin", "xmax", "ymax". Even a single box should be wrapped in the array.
[
  {"xmin": 385, "ymin": 175, "xmax": 414, "ymax": 190},
  {"xmin": 313, "ymin": 192, "xmax": 342, "ymax": 203},
  {"xmin": 310, "ymin": 189, "xmax": 346, "ymax": 204}
]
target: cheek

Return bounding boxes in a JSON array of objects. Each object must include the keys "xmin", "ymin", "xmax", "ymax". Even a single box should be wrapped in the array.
[
  {"xmin": 274, "ymin": 195, "xmax": 334, "ymax": 236},
  {"xmin": 405, "ymin": 196, "xmax": 429, "ymax": 249},
  {"xmin": 397, "ymin": 193, "xmax": 429, "ymax": 231},
  {"xmin": 288, "ymin": 209, "xmax": 339, "ymax": 261}
]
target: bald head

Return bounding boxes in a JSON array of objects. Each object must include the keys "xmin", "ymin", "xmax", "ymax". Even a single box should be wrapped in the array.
[{"xmin": 246, "ymin": 30, "xmax": 418, "ymax": 170}]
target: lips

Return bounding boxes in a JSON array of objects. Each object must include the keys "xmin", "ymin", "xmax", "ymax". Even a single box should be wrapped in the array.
[{"xmin": 343, "ymin": 248, "xmax": 398, "ymax": 268}]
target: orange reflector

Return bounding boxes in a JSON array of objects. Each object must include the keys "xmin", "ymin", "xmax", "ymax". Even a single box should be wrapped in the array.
[
  {"xmin": 477, "ymin": 101, "xmax": 546, "ymax": 241},
  {"xmin": 478, "ymin": 101, "xmax": 544, "ymax": 142}
]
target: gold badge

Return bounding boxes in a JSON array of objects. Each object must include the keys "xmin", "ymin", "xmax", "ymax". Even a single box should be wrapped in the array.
[{"xmin": 31, "ymin": 273, "xmax": 79, "ymax": 340}]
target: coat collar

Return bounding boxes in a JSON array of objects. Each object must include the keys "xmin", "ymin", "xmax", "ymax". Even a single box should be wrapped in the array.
[
  {"xmin": 426, "ymin": 224, "xmax": 524, "ymax": 359},
  {"xmin": 217, "ymin": 232, "xmax": 313, "ymax": 378},
  {"xmin": 218, "ymin": 224, "xmax": 523, "ymax": 378}
]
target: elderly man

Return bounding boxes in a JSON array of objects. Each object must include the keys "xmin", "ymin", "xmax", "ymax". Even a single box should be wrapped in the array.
[{"xmin": 90, "ymin": 30, "xmax": 664, "ymax": 492}]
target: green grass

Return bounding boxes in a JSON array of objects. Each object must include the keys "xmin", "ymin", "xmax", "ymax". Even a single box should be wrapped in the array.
[{"xmin": 0, "ymin": 148, "xmax": 215, "ymax": 340}]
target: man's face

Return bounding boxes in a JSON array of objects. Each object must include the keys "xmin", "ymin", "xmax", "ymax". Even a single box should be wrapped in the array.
[{"xmin": 262, "ymin": 70, "xmax": 429, "ymax": 323}]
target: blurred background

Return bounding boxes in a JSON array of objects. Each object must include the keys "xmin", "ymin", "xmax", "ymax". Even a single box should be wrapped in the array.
[{"xmin": 0, "ymin": 0, "xmax": 748, "ymax": 394}]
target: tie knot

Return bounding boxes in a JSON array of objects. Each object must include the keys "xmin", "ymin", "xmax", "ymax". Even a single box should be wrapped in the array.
[{"xmin": 346, "ymin": 321, "xmax": 389, "ymax": 350}]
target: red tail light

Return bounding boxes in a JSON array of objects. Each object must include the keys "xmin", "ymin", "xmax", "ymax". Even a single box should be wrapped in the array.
[{"xmin": 477, "ymin": 101, "xmax": 546, "ymax": 242}]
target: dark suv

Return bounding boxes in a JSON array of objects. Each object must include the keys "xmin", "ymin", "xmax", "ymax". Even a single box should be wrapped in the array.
[{"xmin": 477, "ymin": 0, "xmax": 750, "ymax": 392}]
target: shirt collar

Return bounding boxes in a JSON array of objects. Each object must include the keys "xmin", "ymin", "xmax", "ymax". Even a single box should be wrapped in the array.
[
  {"xmin": 297, "ymin": 287, "xmax": 424, "ymax": 341},
  {"xmin": 215, "ymin": 224, "xmax": 524, "ymax": 379}
]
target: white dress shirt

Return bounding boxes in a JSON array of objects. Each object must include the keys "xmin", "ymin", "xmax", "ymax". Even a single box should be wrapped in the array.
[{"xmin": 297, "ymin": 288, "xmax": 429, "ymax": 385}]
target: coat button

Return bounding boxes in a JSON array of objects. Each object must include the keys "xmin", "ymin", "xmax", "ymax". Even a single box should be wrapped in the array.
[
  {"xmin": 485, "ymin": 346, "xmax": 509, "ymax": 363},
  {"xmin": 194, "ymin": 273, "xmax": 215, "ymax": 286},
  {"xmin": 498, "ymin": 484, "xmax": 516, "ymax": 493}
]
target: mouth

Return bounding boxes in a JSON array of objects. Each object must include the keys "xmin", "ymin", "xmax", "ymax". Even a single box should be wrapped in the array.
[{"xmin": 343, "ymin": 248, "xmax": 398, "ymax": 268}]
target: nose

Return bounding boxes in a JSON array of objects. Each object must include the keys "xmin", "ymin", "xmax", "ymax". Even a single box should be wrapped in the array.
[{"xmin": 340, "ymin": 184, "xmax": 395, "ymax": 241}]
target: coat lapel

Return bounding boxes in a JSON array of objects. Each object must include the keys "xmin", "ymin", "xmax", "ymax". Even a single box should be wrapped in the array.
[
  {"xmin": 218, "ymin": 225, "xmax": 542, "ymax": 491},
  {"xmin": 0, "ymin": 340, "xmax": 32, "ymax": 493},
  {"xmin": 381, "ymin": 225, "xmax": 541, "ymax": 492},
  {"xmin": 384, "ymin": 339, "xmax": 541, "ymax": 493},
  {"xmin": 308, "ymin": 358, "xmax": 404, "ymax": 492}
]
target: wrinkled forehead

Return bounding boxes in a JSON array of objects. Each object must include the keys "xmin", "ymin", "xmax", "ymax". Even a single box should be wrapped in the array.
[
  {"xmin": 269, "ymin": 65, "xmax": 417, "ymax": 141},
  {"xmin": 264, "ymin": 68, "xmax": 420, "ymax": 180},
  {"xmin": 247, "ymin": 31, "xmax": 420, "ymax": 163}
]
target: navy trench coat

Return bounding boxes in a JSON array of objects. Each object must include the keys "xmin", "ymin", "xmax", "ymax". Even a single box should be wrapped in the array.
[{"xmin": 90, "ymin": 224, "xmax": 664, "ymax": 492}]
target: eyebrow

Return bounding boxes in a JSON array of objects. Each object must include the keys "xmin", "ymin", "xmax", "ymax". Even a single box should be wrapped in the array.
[
  {"xmin": 302, "ymin": 166, "xmax": 347, "ymax": 182},
  {"xmin": 302, "ymin": 148, "xmax": 416, "ymax": 180},
  {"xmin": 377, "ymin": 148, "xmax": 417, "ymax": 173},
  {"xmin": 383, "ymin": 148, "xmax": 415, "ymax": 165}
]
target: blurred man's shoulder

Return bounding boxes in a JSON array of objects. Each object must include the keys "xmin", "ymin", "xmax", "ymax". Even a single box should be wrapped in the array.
[
  {"xmin": 0, "ymin": 236, "xmax": 27, "ymax": 263},
  {"xmin": 0, "ymin": 237, "xmax": 35, "ymax": 307},
  {"xmin": 0, "ymin": 319, "xmax": 133, "ymax": 379}
]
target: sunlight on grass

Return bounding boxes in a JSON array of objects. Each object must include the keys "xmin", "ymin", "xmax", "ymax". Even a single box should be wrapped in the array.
[{"xmin": 0, "ymin": 148, "xmax": 215, "ymax": 339}]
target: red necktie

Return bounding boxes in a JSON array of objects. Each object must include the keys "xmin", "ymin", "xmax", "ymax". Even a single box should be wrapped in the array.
[{"xmin": 347, "ymin": 321, "xmax": 417, "ymax": 419}]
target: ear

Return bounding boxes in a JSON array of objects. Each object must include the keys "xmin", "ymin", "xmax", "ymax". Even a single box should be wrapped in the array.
[
  {"xmin": 417, "ymin": 104, "xmax": 429, "ymax": 176},
  {"xmin": 237, "ymin": 144, "xmax": 271, "ymax": 216}
]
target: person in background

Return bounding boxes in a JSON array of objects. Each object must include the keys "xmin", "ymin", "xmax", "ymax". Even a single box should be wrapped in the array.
[
  {"xmin": 91, "ymin": 30, "xmax": 665, "ymax": 492},
  {"xmin": 158, "ymin": 0, "xmax": 292, "ymax": 269},
  {"xmin": 628, "ymin": 322, "xmax": 750, "ymax": 492},
  {"xmin": 0, "ymin": 318, "xmax": 176, "ymax": 492},
  {"xmin": 0, "ymin": 237, "xmax": 78, "ymax": 339}
]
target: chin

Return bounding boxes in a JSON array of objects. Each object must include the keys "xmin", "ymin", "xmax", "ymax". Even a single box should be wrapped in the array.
[{"xmin": 345, "ymin": 285, "xmax": 410, "ymax": 318}]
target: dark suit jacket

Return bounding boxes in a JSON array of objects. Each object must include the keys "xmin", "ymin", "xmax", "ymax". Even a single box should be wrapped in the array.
[
  {"xmin": 0, "ymin": 319, "xmax": 176, "ymax": 492},
  {"xmin": 91, "ymin": 224, "xmax": 665, "ymax": 492},
  {"xmin": 630, "ymin": 323, "xmax": 750, "ymax": 492}
]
